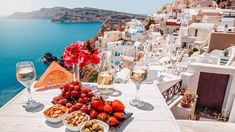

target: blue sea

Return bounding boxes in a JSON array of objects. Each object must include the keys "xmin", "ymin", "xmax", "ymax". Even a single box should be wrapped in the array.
[{"xmin": 0, "ymin": 17, "xmax": 102, "ymax": 107}]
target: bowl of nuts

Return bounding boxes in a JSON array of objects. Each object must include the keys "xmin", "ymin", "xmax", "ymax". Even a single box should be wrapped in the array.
[
  {"xmin": 43, "ymin": 105, "xmax": 68, "ymax": 123},
  {"xmin": 81, "ymin": 119, "xmax": 109, "ymax": 132},
  {"xmin": 63, "ymin": 111, "xmax": 90, "ymax": 131}
]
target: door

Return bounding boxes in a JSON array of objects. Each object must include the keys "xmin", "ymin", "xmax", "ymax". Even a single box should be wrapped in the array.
[{"xmin": 196, "ymin": 72, "xmax": 229, "ymax": 112}]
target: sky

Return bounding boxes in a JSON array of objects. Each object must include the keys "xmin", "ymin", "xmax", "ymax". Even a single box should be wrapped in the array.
[{"xmin": 0, "ymin": 0, "xmax": 175, "ymax": 16}]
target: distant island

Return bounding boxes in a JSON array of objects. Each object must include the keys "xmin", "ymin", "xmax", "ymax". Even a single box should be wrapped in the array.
[{"xmin": 8, "ymin": 7, "xmax": 146, "ymax": 23}]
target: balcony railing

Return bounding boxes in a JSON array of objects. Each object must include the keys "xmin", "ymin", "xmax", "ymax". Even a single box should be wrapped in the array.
[{"xmin": 162, "ymin": 80, "xmax": 182, "ymax": 105}]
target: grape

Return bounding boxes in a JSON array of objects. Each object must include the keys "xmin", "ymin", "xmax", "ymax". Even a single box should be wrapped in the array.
[
  {"xmin": 80, "ymin": 93, "xmax": 86, "ymax": 99},
  {"xmin": 62, "ymin": 99, "xmax": 68, "ymax": 104},
  {"xmin": 81, "ymin": 105, "xmax": 88, "ymax": 113},
  {"xmin": 75, "ymin": 102, "xmax": 82, "ymax": 109},
  {"xmin": 59, "ymin": 86, "xmax": 64, "ymax": 90},
  {"xmin": 58, "ymin": 94, "xmax": 64, "ymax": 99},
  {"xmin": 66, "ymin": 102, "xmax": 73, "ymax": 108},
  {"xmin": 81, "ymin": 88, "xmax": 89, "ymax": 94},
  {"xmin": 63, "ymin": 84, "xmax": 69, "ymax": 89},
  {"xmin": 68, "ymin": 107, "xmax": 75, "ymax": 113},
  {"xmin": 71, "ymin": 91, "xmax": 80, "ymax": 98},
  {"xmin": 53, "ymin": 96, "xmax": 60, "ymax": 103},
  {"xmin": 58, "ymin": 100, "xmax": 65, "ymax": 105},
  {"xmin": 68, "ymin": 86, "xmax": 74, "ymax": 92},
  {"xmin": 87, "ymin": 92, "xmax": 94, "ymax": 98},
  {"xmin": 83, "ymin": 97, "xmax": 89, "ymax": 104},
  {"xmin": 74, "ymin": 86, "xmax": 80, "ymax": 91},
  {"xmin": 78, "ymin": 98, "xmax": 83, "ymax": 103},
  {"xmin": 65, "ymin": 91, "xmax": 71, "ymax": 99}
]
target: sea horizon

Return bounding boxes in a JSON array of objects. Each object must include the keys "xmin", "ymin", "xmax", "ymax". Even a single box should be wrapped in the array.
[{"xmin": 0, "ymin": 18, "xmax": 102, "ymax": 107}]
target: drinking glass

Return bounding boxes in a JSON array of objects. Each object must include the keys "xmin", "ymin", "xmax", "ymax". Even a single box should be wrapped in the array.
[
  {"xmin": 97, "ymin": 50, "xmax": 116, "ymax": 94},
  {"xmin": 16, "ymin": 61, "xmax": 40, "ymax": 110},
  {"xmin": 129, "ymin": 64, "xmax": 148, "ymax": 108}
]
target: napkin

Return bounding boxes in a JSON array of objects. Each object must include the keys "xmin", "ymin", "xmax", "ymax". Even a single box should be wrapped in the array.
[{"xmin": 34, "ymin": 61, "xmax": 73, "ymax": 89}]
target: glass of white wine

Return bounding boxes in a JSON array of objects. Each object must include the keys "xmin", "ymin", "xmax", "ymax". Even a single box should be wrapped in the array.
[
  {"xmin": 16, "ymin": 61, "xmax": 40, "ymax": 110},
  {"xmin": 129, "ymin": 64, "xmax": 148, "ymax": 108}
]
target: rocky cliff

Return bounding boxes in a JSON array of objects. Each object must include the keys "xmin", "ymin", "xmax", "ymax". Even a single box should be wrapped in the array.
[{"xmin": 8, "ymin": 7, "xmax": 146, "ymax": 23}]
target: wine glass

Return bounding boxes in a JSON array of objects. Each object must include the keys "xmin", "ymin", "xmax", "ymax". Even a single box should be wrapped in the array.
[
  {"xmin": 129, "ymin": 64, "xmax": 148, "ymax": 108},
  {"xmin": 16, "ymin": 61, "xmax": 40, "ymax": 110}
]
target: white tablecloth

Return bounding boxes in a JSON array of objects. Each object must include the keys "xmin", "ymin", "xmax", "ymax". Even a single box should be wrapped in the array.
[{"xmin": 0, "ymin": 83, "xmax": 181, "ymax": 132}]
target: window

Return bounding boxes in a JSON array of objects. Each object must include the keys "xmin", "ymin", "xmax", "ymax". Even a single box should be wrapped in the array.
[{"xmin": 195, "ymin": 29, "xmax": 198, "ymax": 37}]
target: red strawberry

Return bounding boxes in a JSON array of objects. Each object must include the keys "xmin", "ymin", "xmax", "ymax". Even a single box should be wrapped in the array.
[
  {"xmin": 89, "ymin": 109, "xmax": 98, "ymax": 119},
  {"xmin": 108, "ymin": 116, "xmax": 119, "ymax": 126},
  {"xmin": 97, "ymin": 112, "xmax": 108, "ymax": 121},
  {"xmin": 113, "ymin": 112, "xmax": 124, "ymax": 120},
  {"xmin": 111, "ymin": 100, "xmax": 125, "ymax": 112},
  {"xmin": 91, "ymin": 99, "xmax": 104, "ymax": 112},
  {"xmin": 103, "ymin": 102, "xmax": 113, "ymax": 114}
]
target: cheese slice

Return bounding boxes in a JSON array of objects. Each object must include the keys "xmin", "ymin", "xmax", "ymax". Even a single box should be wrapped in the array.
[{"xmin": 34, "ymin": 61, "xmax": 73, "ymax": 89}]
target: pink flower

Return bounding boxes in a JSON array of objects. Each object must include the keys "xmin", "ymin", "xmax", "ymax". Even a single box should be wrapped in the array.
[{"xmin": 62, "ymin": 41, "xmax": 101, "ymax": 68}]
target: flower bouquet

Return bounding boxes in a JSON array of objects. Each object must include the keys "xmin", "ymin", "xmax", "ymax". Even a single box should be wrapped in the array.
[{"xmin": 63, "ymin": 41, "xmax": 100, "ymax": 81}]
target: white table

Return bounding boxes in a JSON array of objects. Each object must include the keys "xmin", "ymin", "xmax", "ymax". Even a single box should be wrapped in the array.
[{"xmin": 0, "ymin": 83, "xmax": 181, "ymax": 132}]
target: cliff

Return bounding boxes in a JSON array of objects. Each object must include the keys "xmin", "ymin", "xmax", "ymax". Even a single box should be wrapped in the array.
[{"xmin": 8, "ymin": 7, "xmax": 146, "ymax": 23}]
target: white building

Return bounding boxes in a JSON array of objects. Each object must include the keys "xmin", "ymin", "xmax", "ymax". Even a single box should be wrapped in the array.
[{"xmin": 124, "ymin": 19, "xmax": 145, "ymax": 41}]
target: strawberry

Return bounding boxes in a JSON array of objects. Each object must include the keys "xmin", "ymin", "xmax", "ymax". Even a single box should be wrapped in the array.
[
  {"xmin": 89, "ymin": 109, "xmax": 98, "ymax": 119},
  {"xmin": 111, "ymin": 100, "xmax": 125, "ymax": 112},
  {"xmin": 97, "ymin": 112, "xmax": 108, "ymax": 121},
  {"xmin": 108, "ymin": 116, "xmax": 120, "ymax": 126},
  {"xmin": 91, "ymin": 98, "xmax": 104, "ymax": 112},
  {"xmin": 103, "ymin": 102, "xmax": 113, "ymax": 114},
  {"xmin": 113, "ymin": 112, "xmax": 124, "ymax": 120}
]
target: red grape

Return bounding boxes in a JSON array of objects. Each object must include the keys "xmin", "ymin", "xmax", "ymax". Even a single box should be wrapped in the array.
[
  {"xmin": 68, "ymin": 107, "xmax": 75, "ymax": 113},
  {"xmin": 59, "ymin": 86, "xmax": 64, "ymax": 90},
  {"xmin": 82, "ymin": 88, "xmax": 89, "ymax": 94},
  {"xmin": 75, "ymin": 102, "xmax": 82, "ymax": 109},
  {"xmin": 74, "ymin": 86, "xmax": 80, "ymax": 91},
  {"xmin": 83, "ymin": 97, "xmax": 89, "ymax": 104},
  {"xmin": 66, "ymin": 102, "xmax": 73, "ymax": 108},
  {"xmin": 62, "ymin": 99, "xmax": 68, "ymax": 104},
  {"xmin": 68, "ymin": 85, "xmax": 74, "ymax": 92},
  {"xmin": 58, "ymin": 100, "xmax": 65, "ymax": 105},
  {"xmin": 53, "ymin": 96, "xmax": 60, "ymax": 102},
  {"xmin": 81, "ymin": 105, "xmax": 88, "ymax": 113},
  {"xmin": 81, "ymin": 93, "xmax": 86, "ymax": 99},
  {"xmin": 71, "ymin": 91, "xmax": 80, "ymax": 98},
  {"xmin": 77, "ymin": 98, "xmax": 83, "ymax": 103},
  {"xmin": 87, "ymin": 92, "xmax": 94, "ymax": 98},
  {"xmin": 58, "ymin": 94, "xmax": 64, "ymax": 99},
  {"xmin": 87, "ymin": 104, "xmax": 92, "ymax": 112},
  {"xmin": 65, "ymin": 91, "xmax": 71, "ymax": 99}
]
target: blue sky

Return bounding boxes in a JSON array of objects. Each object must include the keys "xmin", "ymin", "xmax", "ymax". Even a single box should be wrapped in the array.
[{"xmin": 0, "ymin": 0, "xmax": 174, "ymax": 16}]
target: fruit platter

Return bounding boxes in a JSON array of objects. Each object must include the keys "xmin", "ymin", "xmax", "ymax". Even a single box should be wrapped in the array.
[{"xmin": 44, "ymin": 81, "xmax": 133, "ymax": 131}]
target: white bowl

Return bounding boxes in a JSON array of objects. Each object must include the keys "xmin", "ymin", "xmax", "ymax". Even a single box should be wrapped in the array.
[
  {"xmin": 63, "ymin": 111, "xmax": 90, "ymax": 131},
  {"xmin": 43, "ymin": 105, "xmax": 68, "ymax": 123},
  {"xmin": 80, "ymin": 119, "xmax": 110, "ymax": 132}
]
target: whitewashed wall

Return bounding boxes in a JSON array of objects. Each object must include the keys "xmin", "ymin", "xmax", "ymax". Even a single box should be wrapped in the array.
[{"xmin": 183, "ymin": 63, "xmax": 235, "ymax": 117}]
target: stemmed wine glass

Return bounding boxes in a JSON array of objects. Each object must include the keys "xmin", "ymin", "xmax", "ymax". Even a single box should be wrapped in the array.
[
  {"xmin": 129, "ymin": 63, "xmax": 148, "ymax": 108},
  {"xmin": 16, "ymin": 61, "xmax": 40, "ymax": 110}
]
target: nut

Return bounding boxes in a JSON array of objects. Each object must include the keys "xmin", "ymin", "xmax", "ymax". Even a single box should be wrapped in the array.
[{"xmin": 44, "ymin": 105, "xmax": 68, "ymax": 118}]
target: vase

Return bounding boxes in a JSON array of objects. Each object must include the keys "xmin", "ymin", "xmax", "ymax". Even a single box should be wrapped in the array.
[{"xmin": 72, "ymin": 64, "xmax": 80, "ymax": 81}]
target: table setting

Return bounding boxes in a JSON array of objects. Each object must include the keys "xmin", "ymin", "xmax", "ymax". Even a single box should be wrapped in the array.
[{"xmin": 0, "ymin": 41, "xmax": 181, "ymax": 132}]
